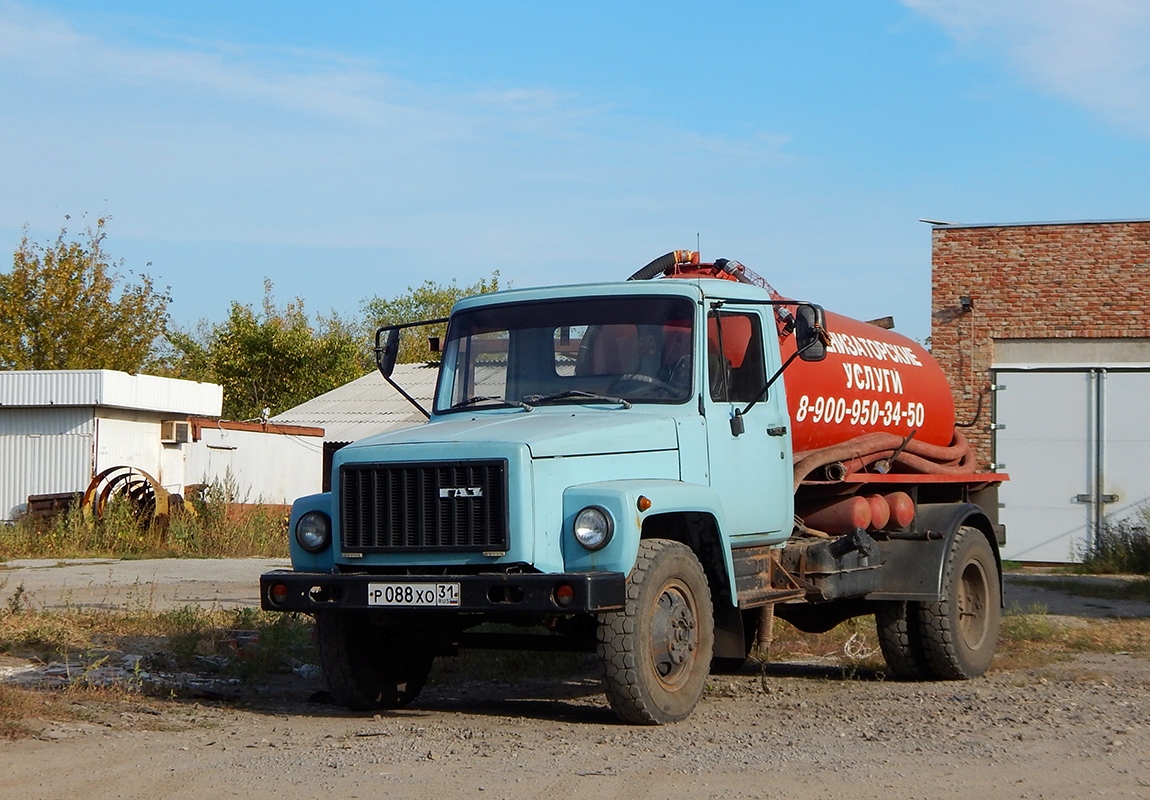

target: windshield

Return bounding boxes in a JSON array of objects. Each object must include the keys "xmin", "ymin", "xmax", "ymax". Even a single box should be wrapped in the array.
[{"xmin": 436, "ymin": 296, "xmax": 696, "ymax": 412}]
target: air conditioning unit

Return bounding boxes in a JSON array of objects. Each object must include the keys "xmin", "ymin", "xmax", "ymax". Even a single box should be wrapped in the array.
[{"xmin": 161, "ymin": 420, "xmax": 190, "ymax": 445}]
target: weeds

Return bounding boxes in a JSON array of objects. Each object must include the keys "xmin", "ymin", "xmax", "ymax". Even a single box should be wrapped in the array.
[
  {"xmin": 6, "ymin": 583, "xmax": 27, "ymax": 614},
  {"xmin": 0, "ymin": 478, "xmax": 289, "ymax": 560},
  {"xmin": 1078, "ymin": 507, "xmax": 1150, "ymax": 574}
]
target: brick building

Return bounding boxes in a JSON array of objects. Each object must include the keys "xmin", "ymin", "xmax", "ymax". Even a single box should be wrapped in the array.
[{"xmin": 929, "ymin": 219, "xmax": 1150, "ymax": 561}]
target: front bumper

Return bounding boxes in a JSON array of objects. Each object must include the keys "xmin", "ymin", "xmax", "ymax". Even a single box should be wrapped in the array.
[{"xmin": 260, "ymin": 569, "xmax": 626, "ymax": 615}]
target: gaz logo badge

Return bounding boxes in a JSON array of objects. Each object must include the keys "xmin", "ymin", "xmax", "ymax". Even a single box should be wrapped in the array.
[{"xmin": 440, "ymin": 487, "xmax": 483, "ymax": 498}]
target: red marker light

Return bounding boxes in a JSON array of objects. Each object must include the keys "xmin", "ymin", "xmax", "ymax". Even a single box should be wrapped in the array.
[
  {"xmin": 270, "ymin": 583, "xmax": 290, "ymax": 605},
  {"xmin": 554, "ymin": 584, "xmax": 575, "ymax": 607}
]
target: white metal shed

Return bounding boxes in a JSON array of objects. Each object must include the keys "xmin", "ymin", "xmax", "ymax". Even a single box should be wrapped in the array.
[{"xmin": 0, "ymin": 370, "xmax": 323, "ymax": 520}]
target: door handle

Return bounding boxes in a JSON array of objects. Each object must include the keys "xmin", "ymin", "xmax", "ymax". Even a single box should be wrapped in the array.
[
  {"xmin": 1075, "ymin": 493, "xmax": 1119, "ymax": 504},
  {"xmin": 767, "ymin": 426, "xmax": 787, "ymax": 437}
]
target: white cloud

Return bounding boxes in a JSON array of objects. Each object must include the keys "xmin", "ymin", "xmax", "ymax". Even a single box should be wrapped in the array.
[
  {"xmin": 0, "ymin": 3, "xmax": 795, "ymax": 246},
  {"xmin": 906, "ymin": 0, "xmax": 1150, "ymax": 137},
  {"xmin": 0, "ymin": 4, "xmax": 820, "ymax": 332},
  {"xmin": 0, "ymin": 4, "xmax": 404, "ymax": 124}
]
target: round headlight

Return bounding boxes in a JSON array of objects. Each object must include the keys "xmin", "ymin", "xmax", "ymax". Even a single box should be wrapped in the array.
[
  {"xmin": 573, "ymin": 506, "xmax": 613, "ymax": 550},
  {"xmin": 295, "ymin": 511, "xmax": 331, "ymax": 553}
]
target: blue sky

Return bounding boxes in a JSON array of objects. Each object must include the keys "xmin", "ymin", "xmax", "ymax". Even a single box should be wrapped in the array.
[{"xmin": 2, "ymin": 1, "xmax": 1149, "ymax": 344}]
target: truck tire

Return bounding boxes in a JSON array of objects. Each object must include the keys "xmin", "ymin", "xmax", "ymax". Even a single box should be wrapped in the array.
[
  {"xmin": 315, "ymin": 613, "xmax": 433, "ymax": 710},
  {"xmin": 875, "ymin": 601, "xmax": 931, "ymax": 680},
  {"xmin": 598, "ymin": 539, "xmax": 715, "ymax": 724},
  {"xmin": 917, "ymin": 526, "xmax": 1000, "ymax": 679}
]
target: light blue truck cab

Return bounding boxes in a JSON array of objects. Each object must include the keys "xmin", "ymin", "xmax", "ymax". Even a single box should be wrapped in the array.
[{"xmin": 262, "ymin": 263, "xmax": 1004, "ymax": 724}]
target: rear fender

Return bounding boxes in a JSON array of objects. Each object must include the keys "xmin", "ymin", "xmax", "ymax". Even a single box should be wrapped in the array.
[{"xmin": 872, "ymin": 502, "xmax": 1002, "ymax": 604}]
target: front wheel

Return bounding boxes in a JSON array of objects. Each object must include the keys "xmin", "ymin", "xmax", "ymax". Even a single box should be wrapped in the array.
[
  {"xmin": 917, "ymin": 526, "xmax": 1001, "ymax": 679},
  {"xmin": 598, "ymin": 539, "xmax": 715, "ymax": 724},
  {"xmin": 315, "ymin": 614, "xmax": 434, "ymax": 710}
]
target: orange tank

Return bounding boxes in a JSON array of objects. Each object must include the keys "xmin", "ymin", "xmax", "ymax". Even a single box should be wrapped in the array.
[{"xmin": 782, "ymin": 309, "xmax": 956, "ymax": 452}]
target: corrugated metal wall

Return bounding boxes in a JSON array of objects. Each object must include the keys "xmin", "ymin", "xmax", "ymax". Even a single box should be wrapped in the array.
[{"xmin": 0, "ymin": 408, "xmax": 94, "ymax": 519}]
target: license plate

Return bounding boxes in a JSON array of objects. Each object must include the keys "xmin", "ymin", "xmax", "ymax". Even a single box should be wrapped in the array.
[{"xmin": 367, "ymin": 582, "xmax": 461, "ymax": 607}]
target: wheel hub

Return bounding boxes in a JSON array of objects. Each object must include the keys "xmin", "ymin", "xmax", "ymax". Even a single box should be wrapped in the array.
[
  {"xmin": 651, "ymin": 582, "xmax": 698, "ymax": 687},
  {"xmin": 957, "ymin": 560, "xmax": 989, "ymax": 650}
]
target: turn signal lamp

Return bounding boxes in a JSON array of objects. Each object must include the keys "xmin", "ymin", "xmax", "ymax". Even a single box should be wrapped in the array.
[{"xmin": 637, "ymin": 495, "xmax": 652, "ymax": 512}]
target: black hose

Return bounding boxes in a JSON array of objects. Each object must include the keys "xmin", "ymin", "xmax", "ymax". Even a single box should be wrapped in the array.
[
  {"xmin": 627, "ymin": 252, "xmax": 680, "ymax": 281},
  {"xmin": 956, "ymin": 389, "xmax": 984, "ymax": 428}
]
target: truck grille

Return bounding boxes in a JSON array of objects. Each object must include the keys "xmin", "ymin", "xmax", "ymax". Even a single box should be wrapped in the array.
[{"xmin": 340, "ymin": 461, "xmax": 509, "ymax": 552}]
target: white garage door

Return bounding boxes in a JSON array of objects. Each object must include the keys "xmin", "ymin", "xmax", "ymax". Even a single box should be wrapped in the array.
[{"xmin": 994, "ymin": 369, "xmax": 1150, "ymax": 563}]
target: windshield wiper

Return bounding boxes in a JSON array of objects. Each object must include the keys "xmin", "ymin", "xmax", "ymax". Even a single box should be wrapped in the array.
[
  {"xmin": 523, "ymin": 390, "xmax": 632, "ymax": 409},
  {"xmin": 451, "ymin": 395, "xmax": 534, "ymax": 411}
]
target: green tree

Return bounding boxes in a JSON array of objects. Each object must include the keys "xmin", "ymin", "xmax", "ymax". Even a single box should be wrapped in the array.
[
  {"xmin": 169, "ymin": 280, "xmax": 369, "ymax": 420},
  {"xmin": 0, "ymin": 218, "xmax": 170, "ymax": 371},
  {"xmin": 362, "ymin": 272, "xmax": 500, "ymax": 364}
]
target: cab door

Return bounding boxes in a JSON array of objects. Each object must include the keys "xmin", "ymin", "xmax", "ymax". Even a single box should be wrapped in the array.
[{"xmin": 704, "ymin": 306, "xmax": 794, "ymax": 544}]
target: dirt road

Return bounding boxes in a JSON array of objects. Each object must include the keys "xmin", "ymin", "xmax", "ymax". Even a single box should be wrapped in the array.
[{"xmin": 3, "ymin": 560, "xmax": 1149, "ymax": 799}]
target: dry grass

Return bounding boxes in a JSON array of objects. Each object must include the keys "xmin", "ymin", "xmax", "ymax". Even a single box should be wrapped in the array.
[
  {"xmin": 752, "ymin": 607, "xmax": 1150, "ymax": 676},
  {"xmin": 0, "ymin": 602, "xmax": 313, "ymax": 687},
  {"xmin": 764, "ymin": 616, "xmax": 888, "ymax": 674},
  {"xmin": 995, "ymin": 603, "xmax": 1150, "ymax": 670},
  {"xmin": 0, "ymin": 489, "xmax": 289, "ymax": 560}
]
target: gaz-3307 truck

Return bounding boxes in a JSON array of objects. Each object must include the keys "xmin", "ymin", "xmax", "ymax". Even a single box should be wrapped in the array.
[{"xmin": 261, "ymin": 252, "xmax": 1005, "ymax": 724}]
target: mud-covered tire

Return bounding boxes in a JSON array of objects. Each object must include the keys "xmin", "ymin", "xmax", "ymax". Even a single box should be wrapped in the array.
[
  {"xmin": 917, "ymin": 526, "xmax": 1001, "ymax": 680},
  {"xmin": 875, "ymin": 601, "xmax": 932, "ymax": 680},
  {"xmin": 598, "ymin": 539, "xmax": 714, "ymax": 725},
  {"xmin": 315, "ymin": 613, "xmax": 433, "ymax": 711}
]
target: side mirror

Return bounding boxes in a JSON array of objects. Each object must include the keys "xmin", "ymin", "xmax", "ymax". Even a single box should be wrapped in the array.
[
  {"xmin": 795, "ymin": 304, "xmax": 828, "ymax": 362},
  {"xmin": 376, "ymin": 327, "xmax": 401, "ymax": 378}
]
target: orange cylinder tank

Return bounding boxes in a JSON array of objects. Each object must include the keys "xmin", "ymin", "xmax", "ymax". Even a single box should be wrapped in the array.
[
  {"xmin": 882, "ymin": 491, "xmax": 916, "ymax": 530},
  {"xmin": 864, "ymin": 495, "xmax": 891, "ymax": 531},
  {"xmin": 798, "ymin": 496, "xmax": 872, "ymax": 534},
  {"xmin": 781, "ymin": 310, "xmax": 956, "ymax": 453}
]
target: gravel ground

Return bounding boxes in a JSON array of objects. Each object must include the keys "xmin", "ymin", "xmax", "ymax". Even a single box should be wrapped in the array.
[
  {"xmin": 2, "ymin": 559, "xmax": 1150, "ymax": 798},
  {"xmin": 4, "ymin": 652, "xmax": 1149, "ymax": 799}
]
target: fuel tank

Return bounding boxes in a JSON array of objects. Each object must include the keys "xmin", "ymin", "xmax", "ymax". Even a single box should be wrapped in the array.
[{"xmin": 781, "ymin": 309, "xmax": 955, "ymax": 452}]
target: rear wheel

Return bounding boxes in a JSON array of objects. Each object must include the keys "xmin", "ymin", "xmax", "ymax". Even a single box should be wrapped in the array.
[
  {"xmin": 599, "ymin": 539, "xmax": 714, "ymax": 724},
  {"xmin": 917, "ymin": 526, "xmax": 1001, "ymax": 679},
  {"xmin": 875, "ymin": 601, "xmax": 931, "ymax": 679},
  {"xmin": 315, "ymin": 613, "xmax": 434, "ymax": 710}
]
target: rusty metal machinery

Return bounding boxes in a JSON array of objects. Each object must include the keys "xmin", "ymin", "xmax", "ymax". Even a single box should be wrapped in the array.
[{"xmin": 82, "ymin": 466, "xmax": 192, "ymax": 523}]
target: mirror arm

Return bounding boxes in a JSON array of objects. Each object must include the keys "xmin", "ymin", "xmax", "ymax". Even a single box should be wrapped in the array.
[
  {"xmin": 373, "ymin": 316, "xmax": 450, "ymax": 417},
  {"xmin": 384, "ymin": 373, "xmax": 431, "ymax": 419},
  {"xmin": 736, "ymin": 335, "xmax": 822, "ymax": 418}
]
